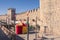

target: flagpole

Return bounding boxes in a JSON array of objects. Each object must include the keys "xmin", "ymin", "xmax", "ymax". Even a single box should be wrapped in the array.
[
  {"xmin": 14, "ymin": 13, "xmax": 16, "ymax": 32},
  {"xmin": 27, "ymin": 13, "xmax": 29, "ymax": 40}
]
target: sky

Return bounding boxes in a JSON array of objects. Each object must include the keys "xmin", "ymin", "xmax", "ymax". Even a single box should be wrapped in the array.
[{"xmin": 0, "ymin": 0, "xmax": 39, "ymax": 15}]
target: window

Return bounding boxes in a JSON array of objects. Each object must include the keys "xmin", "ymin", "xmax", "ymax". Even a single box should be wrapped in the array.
[
  {"xmin": 32, "ymin": 19, "xmax": 35, "ymax": 22},
  {"xmin": 20, "ymin": 19, "xmax": 22, "ymax": 21},
  {"xmin": 24, "ymin": 19, "xmax": 26, "ymax": 21}
]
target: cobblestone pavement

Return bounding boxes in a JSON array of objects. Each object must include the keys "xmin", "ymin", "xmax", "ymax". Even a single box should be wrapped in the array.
[
  {"xmin": 0, "ymin": 28, "xmax": 10, "ymax": 40},
  {"xmin": 17, "ymin": 31, "xmax": 39, "ymax": 40},
  {"xmin": 18, "ymin": 33, "xmax": 35, "ymax": 40}
]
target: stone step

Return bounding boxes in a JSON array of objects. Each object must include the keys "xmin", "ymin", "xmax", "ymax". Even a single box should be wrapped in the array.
[{"xmin": 34, "ymin": 37, "xmax": 42, "ymax": 40}]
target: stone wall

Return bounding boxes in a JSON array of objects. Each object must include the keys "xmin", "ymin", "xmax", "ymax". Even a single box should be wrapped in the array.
[
  {"xmin": 0, "ymin": 15, "xmax": 7, "ymax": 21},
  {"xmin": 39, "ymin": 0, "xmax": 60, "ymax": 37},
  {"xmin": 0, "ymin": 8, "xmax": 40, "ymax": 26},
  {"xmin": 16, "ymin": 8, "xmax": 40, "ymax": 26}
]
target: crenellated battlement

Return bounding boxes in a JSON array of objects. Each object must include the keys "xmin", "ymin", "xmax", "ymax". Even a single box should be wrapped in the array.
[{"xmin": 27, "ymin": 8, "xmax": 40, "ymax": 13}]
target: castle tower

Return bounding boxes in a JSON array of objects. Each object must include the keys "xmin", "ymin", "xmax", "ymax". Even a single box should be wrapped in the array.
[
  {"xmin": 39, "ymin": 0, "xmax": 60, "ymax": 37},
  {"xmin": 7, "ymin": 8, "xmax": 16, "ymax": 24}
]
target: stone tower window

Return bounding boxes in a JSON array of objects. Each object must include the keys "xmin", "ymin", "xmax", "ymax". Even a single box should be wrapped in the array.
[
  {"xmin": 32, "ymin": 19, "xmax": 35, "ymax": 22},
  {"xmin": 24, "ymin": 19, "xmax": 26, "ymax": 21}
]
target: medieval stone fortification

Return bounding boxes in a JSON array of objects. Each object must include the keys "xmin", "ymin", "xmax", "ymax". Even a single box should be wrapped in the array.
[
  {"xmin": 0, "ymin": 8, "xmax": 40, "ymax": 25},
  {"xmin": 0, "ymin": 0, "xmax": 60, "ymax": 37},
  {"xmin": 39, "ymin": 0, "xmax": 60, "ymax": 37}
]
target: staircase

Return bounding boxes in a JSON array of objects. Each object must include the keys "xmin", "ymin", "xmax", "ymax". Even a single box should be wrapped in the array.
[{"xmin": 0, "ymin": 26, "xmax": 16, "ymax": 40}]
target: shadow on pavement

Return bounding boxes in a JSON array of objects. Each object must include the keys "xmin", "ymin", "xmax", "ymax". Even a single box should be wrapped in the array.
[
  {"xmin": 0, "ymin": 28, "xmax": 10, "ymax": 40},
  {"xmin": 16, "ymin": 34, "xmax": 25, "ymax": 40},
  {"xmin": 0, "ymin": 28, "xmax": 24, "ymax": 40}
]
